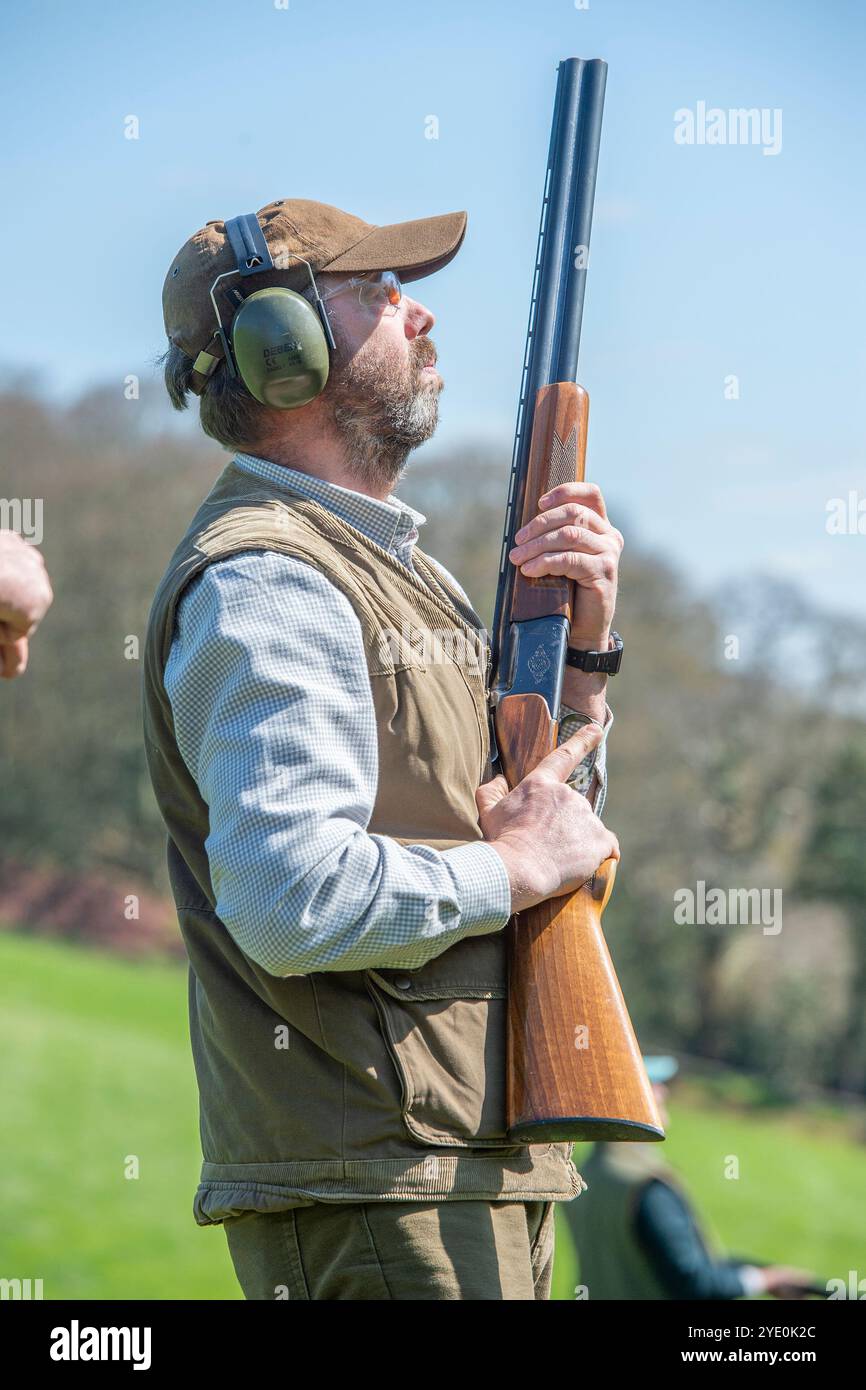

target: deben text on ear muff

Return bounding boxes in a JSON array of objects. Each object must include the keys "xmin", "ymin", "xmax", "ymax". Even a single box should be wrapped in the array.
[{"xmin": 199, "ymin": 213, "xmax": 337, "ymax": 410}]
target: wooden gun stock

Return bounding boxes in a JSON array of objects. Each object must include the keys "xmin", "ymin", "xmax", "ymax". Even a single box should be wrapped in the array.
[
  {"xmin": 495, "ymin": 382, "xmax": 663, "ymax": 1143},
  {"xmin": 496, "ymin": 692, "xmax": 663, "ymax": 1142}
]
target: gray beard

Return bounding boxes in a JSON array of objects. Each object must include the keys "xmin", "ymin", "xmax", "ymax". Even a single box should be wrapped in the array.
[{"xmin": 324, "ymin": 334, "xmax": 441, "ymax": 490}]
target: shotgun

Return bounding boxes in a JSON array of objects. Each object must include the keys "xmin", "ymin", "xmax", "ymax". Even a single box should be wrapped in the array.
[{"xmin": 489, "ymin": 57, "xmax": 664, "ymax": 1144}]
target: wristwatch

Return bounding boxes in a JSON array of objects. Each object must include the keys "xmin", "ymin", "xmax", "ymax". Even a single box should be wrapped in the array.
[{"xmin": 565, "ymin": 630, "xmax": 623, "ymax": 675}]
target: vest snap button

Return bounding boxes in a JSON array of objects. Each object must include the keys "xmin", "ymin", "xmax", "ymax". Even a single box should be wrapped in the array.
[{"xmin": 393, "ymin": 975, "xmax": 412, "ymax": 990}]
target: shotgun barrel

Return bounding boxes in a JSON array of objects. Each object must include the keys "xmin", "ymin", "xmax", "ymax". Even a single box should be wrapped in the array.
[
  {"xmin": 490, "ymin": 58, "xmax": 664, "ymax": 1144},
  {"xmin": 491, "ymin": 57, "xmax": 606, "ymax": 679}
]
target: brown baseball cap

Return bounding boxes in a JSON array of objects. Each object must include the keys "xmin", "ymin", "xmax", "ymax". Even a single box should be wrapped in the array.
[{"xmin": 163, "ymin": 197, "xmax": 468, "ymax": 360}]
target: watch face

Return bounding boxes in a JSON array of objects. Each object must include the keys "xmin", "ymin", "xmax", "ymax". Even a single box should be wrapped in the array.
[{"xmin": 605, "ymin": 633, "xmax": 623, "ymax": 673}]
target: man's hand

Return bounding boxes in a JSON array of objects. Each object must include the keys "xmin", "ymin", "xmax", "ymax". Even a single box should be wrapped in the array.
[
  {"xmin": 476, "ymin": 723, "xmax": 619, "ymax": 914},
  {"xmin": 508, "ymin": 481, "xmax": 623, "ymax": 651},
  {"xmin": 0, "ymin": 531, "xmax": 53, "ymax": 679}
]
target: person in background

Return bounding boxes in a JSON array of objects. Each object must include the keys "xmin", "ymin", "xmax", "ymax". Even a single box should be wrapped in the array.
[
  {"xmin": 565, "ymin": 1055, "xmax": 819, "ymax": 1300},
  {"xmin": 0, "ymin": 530, "xmax": 53, "ymax": 679}
]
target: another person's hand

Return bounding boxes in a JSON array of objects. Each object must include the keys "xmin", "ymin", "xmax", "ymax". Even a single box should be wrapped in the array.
[
  {"xmin": 476, "ymin": 723, "xmax": 619, "ymax": 913},
  {"xmin": 0, "ymin": 530, "xmax": 53, "ymax": 679},
  {"xmin": 759, "ymin": 1265, "xmax": 821, "ymax": 1299}
]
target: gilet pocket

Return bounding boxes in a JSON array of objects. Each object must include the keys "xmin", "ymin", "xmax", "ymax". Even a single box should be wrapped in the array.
[{"xmin": 365, "ymin": 934, "xmax": 523, "ymax": 1149}]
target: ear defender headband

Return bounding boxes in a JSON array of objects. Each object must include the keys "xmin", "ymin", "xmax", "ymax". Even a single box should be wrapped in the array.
[{"xmin": 191, "ymin": 213, "xmax": 337, "ymax": 410}]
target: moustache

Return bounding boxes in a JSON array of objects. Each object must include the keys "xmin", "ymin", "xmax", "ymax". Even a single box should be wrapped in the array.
[{"xmin": 413, "ymin": 343, "xmax": 438, "ymax": 371}]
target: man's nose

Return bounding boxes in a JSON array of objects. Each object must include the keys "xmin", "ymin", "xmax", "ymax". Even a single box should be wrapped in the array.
[{"xmin": 403, "ymin": 296, "xmax": 435, "ymax": 337}]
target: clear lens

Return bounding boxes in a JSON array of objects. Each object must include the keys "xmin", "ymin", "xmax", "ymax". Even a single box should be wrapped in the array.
[
  {"xmin": 318, "ymin": 269, "xmax": 402, "ymax": 313},
  {"xmin": 381, "ymin": 270, "xmax": 402, "ymax": 306},
  {"xmin": 357, "ymin": 270, "xmax": 402, "ymax": 312}
]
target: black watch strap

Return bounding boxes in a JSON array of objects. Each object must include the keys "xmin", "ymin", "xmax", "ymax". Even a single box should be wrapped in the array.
[{"xmin": 565, "ymin": 630, "xmax": 623, "ymax": 675}]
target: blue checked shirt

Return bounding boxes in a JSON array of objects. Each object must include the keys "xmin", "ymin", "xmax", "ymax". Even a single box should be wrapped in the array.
[{"xmin": 163, "ymin": 452, "xmax": 613, "ymax": 977}]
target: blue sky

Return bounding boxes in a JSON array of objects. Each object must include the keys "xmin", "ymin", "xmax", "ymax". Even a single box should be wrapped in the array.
[{"xmin": 1, "ymin": 0, "xmax": 864, "ymax": 615}]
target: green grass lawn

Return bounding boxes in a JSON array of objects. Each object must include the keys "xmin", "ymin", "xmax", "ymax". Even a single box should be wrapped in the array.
[
  {"xmin": 0, "ymin": 931, "xmax": 240, "ymax": 1299},
  {"xmin": 1, "ymin": 930, "xmax": 863, "ymax": 1300}
]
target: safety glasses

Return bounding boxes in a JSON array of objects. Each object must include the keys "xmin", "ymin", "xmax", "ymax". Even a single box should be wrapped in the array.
[{"xmin": 318, "ymin": 269, "xmax": 403, "ymax": 314}]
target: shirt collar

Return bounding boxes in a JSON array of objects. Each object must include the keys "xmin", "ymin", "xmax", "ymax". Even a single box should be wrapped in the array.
[{"xmin": 233, "ymin": 451, "xmax": 426, "ymax": 557}]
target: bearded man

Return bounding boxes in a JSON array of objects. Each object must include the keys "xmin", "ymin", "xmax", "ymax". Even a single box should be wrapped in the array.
[{"xmin": 144, "ymin": 199, "xmax": 623, "ymax": 1301}]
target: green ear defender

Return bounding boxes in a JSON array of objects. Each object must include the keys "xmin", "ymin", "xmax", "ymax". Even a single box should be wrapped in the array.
[
  {"xmin": 195, "ymin": 213, "xmax": 337, "ymax": 410},
  {"xmin": 231, "ymin": 286, "xmax": 331, "ymax": 409}
]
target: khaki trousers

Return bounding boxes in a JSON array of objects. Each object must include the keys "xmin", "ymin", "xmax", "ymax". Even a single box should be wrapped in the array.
[{"xmin": 223, "ymin": 1199, "xmax": 556, "ymax": 1301}]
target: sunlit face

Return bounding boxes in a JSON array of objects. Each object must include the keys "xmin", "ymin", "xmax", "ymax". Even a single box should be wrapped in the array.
[
  {"xmin": 310, "ymin": 270, "xmax": 443, "ymax": 488},
  {"xmin": 319, "ymin": 269, "xmax": 440, "ymax": 382}
]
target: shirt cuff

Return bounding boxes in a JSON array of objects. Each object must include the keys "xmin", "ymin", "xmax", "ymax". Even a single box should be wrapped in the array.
[
  {"xmin": 737, "ymin": 1265, "xmax": 766, "ymax": 1297},
  {"xmin": 439, "ymin": 840, "xmax": 512, "ymax": 934},
  {"xmin": 557, "ymin": 702, "xmax": 613, "ymax": 818}
]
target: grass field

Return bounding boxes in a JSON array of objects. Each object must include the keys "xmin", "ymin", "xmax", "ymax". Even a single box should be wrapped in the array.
[{"xmin": 1, "ymin": 930, "xmax": 862, "ymax": 1300}]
